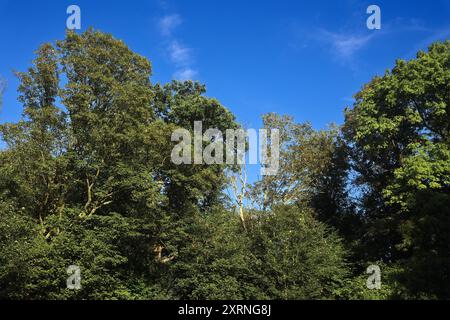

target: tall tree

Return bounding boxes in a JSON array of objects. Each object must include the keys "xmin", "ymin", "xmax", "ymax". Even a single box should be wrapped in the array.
[
  {"xmin": 343, "ymin": 41, "xmax": 450, "ymax": 298},
  {"xmin": 250, "ymin": 113, "xmax": 357, "ymax": 239},
  {"xmin": 0, "ymin": 30, "xmax": 240, "ymax": 299}
]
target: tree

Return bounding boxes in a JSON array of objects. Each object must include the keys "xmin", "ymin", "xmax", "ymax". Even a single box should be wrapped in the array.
[
  {"xmin": 343, "ymin": 41, "xmax": 450, "ymax": 298},
  {"xmin": 168, "ymin": 208, "xmax": 258, "ymax": 299},
  {"xmin": 0, "ymin": 29, "xmax": 240, "ymax": 299},
  {"xmin": 2, "ymin": 28, "xmax": 447, "ymax": 300},
  {"xmin": 247, "ymin": 205, "xmax": 349, "ymax": 299},
  {"xmin": 250, "ymin": 113, "xmax": 359, "ymax": 242}
]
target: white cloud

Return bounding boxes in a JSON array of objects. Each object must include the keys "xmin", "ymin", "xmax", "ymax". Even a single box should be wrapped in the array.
[
  {"xmin": 158, "ymin": 14, "xmax": 182, "ymax": 37},
  {"xmin": 167, "ymin": 41, "xmax": 198, "ymax": 79},
  {"xmin": 318, "ymin": 30, "xmax": 375, "ymax": 60},
  {"xmin": 173, "ymin": 68, "xmax": 198, "ymax": 80},
  {"xmin": 0, "ymin": 76, "xmax": 5, "ymax": 94},
  {"xmin": 168, "ymin": 40, "xmax": 193, "ymax": 66},
  {"xmin": 312, "ymin": 19, "xmax": 439, "ymax": 62},
  {"xmin": 157, "ymin": 11, "xmax": 199, "ymax": 80}
]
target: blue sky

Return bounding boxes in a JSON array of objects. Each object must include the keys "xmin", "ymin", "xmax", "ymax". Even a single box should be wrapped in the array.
[{"xmin": 0, "ymin": 0, "xmax": 449, "ymax": 182}]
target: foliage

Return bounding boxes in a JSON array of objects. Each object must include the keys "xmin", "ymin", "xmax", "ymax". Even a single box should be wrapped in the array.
[
  {"xmin": 343, "ymin": 41, "xmax": 450, "ymax": 298},
  {"xmin": 0, "ymin": 30, "xmax": 448, "ymax": 300}
]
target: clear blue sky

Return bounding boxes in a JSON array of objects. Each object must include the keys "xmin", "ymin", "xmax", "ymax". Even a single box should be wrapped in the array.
[{"xmin": 0, "ymin": 0, "xmax": 449, "ymax": 181}]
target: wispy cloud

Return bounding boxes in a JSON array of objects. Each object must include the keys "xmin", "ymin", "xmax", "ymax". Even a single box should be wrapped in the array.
[
  {"xmin": 168, "ymin": 40, "xmax": 193, "ymax": 66},
  {"xmin": 0, "ymin": 76, "xmax": 6, "ymax": 107},
  {"xmin": 0, "ymin": 76, "xmax": 5, "ymax": 92},
  {"xmin": 173, "ymin": 68, "xmax": 198, "ymax": 81},
  {"xmin": 298, "ymin": 17, "xmax": 446, "ymax": 65},
  {"xmin": 317, "ymin": 29, "xmax": 375, "ymax": 60},
  {"xmin": 157, "ymin": 11, "xmax": 198, "ymax": 80},
  {"xmin": 158, "ymin": 14, "xmax": 182, "ymax": 37}
]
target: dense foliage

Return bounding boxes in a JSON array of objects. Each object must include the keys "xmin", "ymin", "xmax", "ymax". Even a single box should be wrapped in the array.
[{"xmin": 0, "ymin": 30, "xmax": 448, "ymax": 300}]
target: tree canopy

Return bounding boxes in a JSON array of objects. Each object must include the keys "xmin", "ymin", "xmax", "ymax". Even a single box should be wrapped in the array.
[{"xmin": 0, "ymin": 30, "xmax": 448, "ymax": 300}]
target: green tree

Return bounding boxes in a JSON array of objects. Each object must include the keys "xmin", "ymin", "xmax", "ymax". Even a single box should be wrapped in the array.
[
  {"xmin": 343, "ymin": 41, "xmax": 450, "ymax": 298},
  {"xmin": 0, "ymin": 29, "xmax": 239, "ymax": 299},
  {"xmin": 168, "ymin": 208, "xmax": 259, "ymax": 299},
  {"xmin": 251, "ymin": 113, "xmax": 359, "ymax": 242},
  {"xmin": 248, "ymin": 205, "xmax": 349, "ymax": 299}
]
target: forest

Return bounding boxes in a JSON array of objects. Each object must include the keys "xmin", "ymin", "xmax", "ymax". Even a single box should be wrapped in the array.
[{"xmin": 0, "ymin": 29, "xmax": 449, "ymax": 300}]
